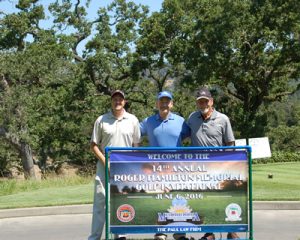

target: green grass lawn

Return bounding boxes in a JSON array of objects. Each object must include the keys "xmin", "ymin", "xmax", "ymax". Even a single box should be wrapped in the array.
[
  {"xmin": 0, "ymin": 162, "xmax": 299, "ymax": 209},
  {"xmin": 110, "ymin": 191, "xmax": 248, "ymax": 225},
  {"xmin": 252, "ymin": 162, "xmax": 300, "ymax": 200},
  {"xmin": 0, "ymin": 176, "xmax": 94, "ymax": 209}
]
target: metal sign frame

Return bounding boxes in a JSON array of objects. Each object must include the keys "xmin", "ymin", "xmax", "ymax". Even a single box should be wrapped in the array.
[{"xmin": 105, "ymin": 146, "xmax": 253, "ymax": 240}]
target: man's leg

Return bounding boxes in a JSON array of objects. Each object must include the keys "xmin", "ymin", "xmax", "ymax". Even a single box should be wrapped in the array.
[{"xmin": 88, "ymin": 176, "xmax": 105, "ymax": 240}]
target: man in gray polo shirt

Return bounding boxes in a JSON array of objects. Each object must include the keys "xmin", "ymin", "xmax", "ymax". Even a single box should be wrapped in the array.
[
  {"xmin": 187, "ymin": 87, "xmax": 235, "ymax": 146},
  {"xmin": 88, "ymin": 90, "xmax": 140, "ymax": 240}
]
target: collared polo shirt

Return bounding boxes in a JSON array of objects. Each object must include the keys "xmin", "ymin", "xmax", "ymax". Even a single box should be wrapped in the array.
[
  {"xmin": 91, "ymin": 110, "xmax": 141, "ymax": 153},
  {"xmin": 140, "ymin": 112, "xmax": 190, "ymax": 147},
  {"xmin": 187, "ymin": 109, "xmax": 235, "ymax": 147}
]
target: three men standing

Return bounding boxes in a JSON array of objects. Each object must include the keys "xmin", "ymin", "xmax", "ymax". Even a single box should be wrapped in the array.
[{"xmin": 89, "ymin": 87, "xmax": 235, "ymax": 240}]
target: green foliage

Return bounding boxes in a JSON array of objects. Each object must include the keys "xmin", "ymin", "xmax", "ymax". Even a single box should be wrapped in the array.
[
  {"xmin": 0, "ymin": 0, "xmax": 45, "ymax": 50},
  {"xmin": 0, "ymin": 0, "xmax": 153, "ymax": 176},
  {"xmin": 263, "ymin": 92, "xmax": 300, "ymax": 151},
  {"xmin": 136, "ymin": 0, "xmax": 300, "ymax": 138},
  {"xmin": 1, "ymin": 0, "xmax": 299, "ymax": 177},
  {"xmin": 253, "ymin": 151, "xmax": 300, "ymax": 164},
  {"xmin": 268, "ymin": 126, "xmax": 300, "ymax": 151},
  {"xmin": 0, "ymin": 142, "xmax": 20, "ymax": 177}
]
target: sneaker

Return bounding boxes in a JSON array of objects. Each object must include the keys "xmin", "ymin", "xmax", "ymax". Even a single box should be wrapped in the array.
[{"xmin": 154, "ymin": 233, "xmax": 167, "ymax": 240}]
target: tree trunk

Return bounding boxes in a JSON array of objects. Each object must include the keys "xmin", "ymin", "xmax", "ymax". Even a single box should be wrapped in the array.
[
  {"xmin": 0, "ymin": 126, "xmax": 37, "ymax": 180},
  {"xmin": 20, "ymin": 141, "xmax": 36, "ymax": 179}
]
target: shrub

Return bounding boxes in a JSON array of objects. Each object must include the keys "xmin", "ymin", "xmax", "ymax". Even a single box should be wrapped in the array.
[{"xmin": 252, "ymin": 151, "xmax": 300, "ymax": 164}]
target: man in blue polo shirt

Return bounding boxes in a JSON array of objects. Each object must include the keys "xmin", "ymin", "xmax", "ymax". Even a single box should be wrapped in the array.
[
  {"xmin": 140, "ymin": 91, "xmax": 190, "ymax": 239},
  {"xmin": 140, "ymin": 91, "xmax": 190, "ymax": 146}
]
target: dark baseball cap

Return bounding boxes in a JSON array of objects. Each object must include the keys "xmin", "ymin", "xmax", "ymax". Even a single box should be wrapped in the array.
[
  {"xmin": 196, "ymin": 87, "xmax": 212, "ymax": 100},
  {"xmin": 111, "ymin": 90, "xmax": 125, "ymax": 99}
]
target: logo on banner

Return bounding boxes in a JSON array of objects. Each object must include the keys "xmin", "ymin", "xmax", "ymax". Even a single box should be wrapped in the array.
[
  {"xmin": 117, "ymin": 204, "xmax": 135, "ymax": 222},
  {"xmin": 225, "ymin": 203, "xmax": 242, "ymax": 221},
  {"xmin": 157, "ymin": 197, "xmax": 201, "ymax": 224}
]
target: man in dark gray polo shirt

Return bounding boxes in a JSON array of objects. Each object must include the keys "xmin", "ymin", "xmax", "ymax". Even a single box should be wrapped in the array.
[{"xmin": 187, "ymin": 87, "xmax": 235, "ymax": 146}]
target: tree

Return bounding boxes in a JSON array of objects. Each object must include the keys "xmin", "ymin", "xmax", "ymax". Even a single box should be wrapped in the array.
[
  {"xmin": 2, "ymin": 0, "xmax": 299, "ymax": 178},
  {"xmin": 0, "ymin": 0, "xmax": 95, "ymax": 177},
  {"xmin": 181, "ymin": 0, "xmax": 300, "ymax": 137},
  {"xmin": 122, "ymin": 185, "xmax": 131, "ymax": 193},
  {"xmin": 111, "ymin": 184, "xmax": 120, "ymax": 193},
  {"xmin": 0, "ymin": 30, "xmax": 78, "ymax": 178},
  {"xmin": 48, "ymin": 0, "xmax": 155, "ymax": 119},
  {"xmin": 134, "ymin": 0, "xmax": 196, "ymax": 118},
  {"xmin": 136, "ymin": 0, "xmax": 300, "ymax": 138},
  {"xmin": 264, "ymin": 91, "xmax": 300, "ymax": 151},
  {"xmin": 0, "ymin": 0, "xmax": 155, "ymax": 177},
  {"xmin": 0, "ymin": 0, "xmax": 47, "ymax": 178}
]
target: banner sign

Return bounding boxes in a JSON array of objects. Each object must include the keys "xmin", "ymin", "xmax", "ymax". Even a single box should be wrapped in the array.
[{"xmin": 109, "ymin": 150, "xmax": 249, "ymax": 234}]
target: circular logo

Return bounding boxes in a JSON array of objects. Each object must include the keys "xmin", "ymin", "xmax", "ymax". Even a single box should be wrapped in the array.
[
  {"xmin": 225, "ymin": 203, "xmax": 242, "ymax": 221},
  {"xmin": 116, "ymin": 204, "xmax": 135, "ymax": 222}
]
